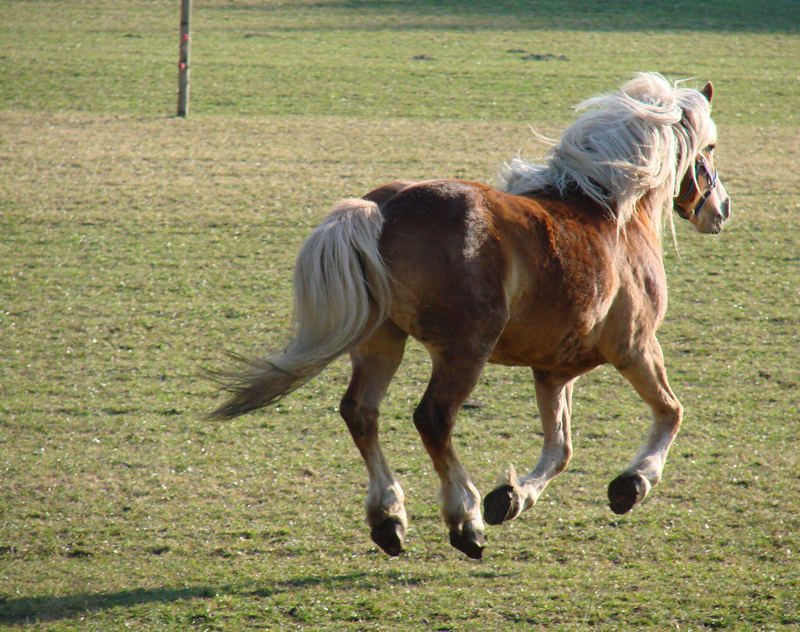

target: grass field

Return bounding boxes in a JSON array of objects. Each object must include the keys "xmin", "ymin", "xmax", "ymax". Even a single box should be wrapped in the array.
[{"xmin": 1, "ymin": 1, "xmax": 799, "ymax": 630}]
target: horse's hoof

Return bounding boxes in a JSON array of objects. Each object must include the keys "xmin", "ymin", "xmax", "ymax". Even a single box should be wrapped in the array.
[
  {"xmin": 484, "ymin": 485, "xmax": 521, "ymax": 525},
  {"xmin": 608, "ymin": 472, "xmax": 648, "ymax": 514},
  {"xmin": 370, "ymin": 517, "xmax": 406, "ymax": 556},
  {"xmin": 449, "ymin": 524, "xmax": 486, "ymax": 560}
]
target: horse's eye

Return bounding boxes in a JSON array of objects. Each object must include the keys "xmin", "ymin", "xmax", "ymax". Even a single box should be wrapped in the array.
[{"xmin": 705, "ymin": 144, "xmax": 716, "ymax": 153}]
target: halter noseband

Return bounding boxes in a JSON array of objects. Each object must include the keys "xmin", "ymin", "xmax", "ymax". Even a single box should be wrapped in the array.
[{"xmin": 675, "ymin": 156, "xmax": 718, "ymax": 220}]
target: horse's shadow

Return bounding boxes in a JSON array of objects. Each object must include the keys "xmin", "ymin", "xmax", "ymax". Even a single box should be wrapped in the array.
[
  {"xmin": 0, "ymin": 572, "xmax": 424, "ymax": 625},
  {"xmin": 0, "ymin": 586, "xmax": 217, "ymax": 625}
]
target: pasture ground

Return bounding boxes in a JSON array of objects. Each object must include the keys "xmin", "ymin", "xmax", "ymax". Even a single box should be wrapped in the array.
[{"xmin": 1, "ymin": 1, "xmax": 798, "ymax": 630}]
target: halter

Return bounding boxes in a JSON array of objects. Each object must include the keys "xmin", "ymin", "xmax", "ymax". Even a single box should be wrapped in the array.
[{"xmin": 675, "ymin": 155, "xmax": 718, "ymax": 220}]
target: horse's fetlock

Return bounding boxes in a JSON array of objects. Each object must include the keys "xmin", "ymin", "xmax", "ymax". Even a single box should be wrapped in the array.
[{"xmin": 557, "ymin": 444, "xmax": 574, "ymax": 473}]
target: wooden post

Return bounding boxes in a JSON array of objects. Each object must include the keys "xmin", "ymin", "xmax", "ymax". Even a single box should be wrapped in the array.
[{"xmin": 177, "ymin": 0, "xmax": 192, "ymax": 117}]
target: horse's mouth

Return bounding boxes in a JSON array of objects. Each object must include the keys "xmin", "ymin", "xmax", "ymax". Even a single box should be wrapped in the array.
[{"xmin": 708, "ymin": 217, "xmax": 729, "ymax": 234}]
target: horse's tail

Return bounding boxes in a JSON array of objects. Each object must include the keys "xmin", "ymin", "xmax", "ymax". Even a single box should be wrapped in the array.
[{"xmin": 207, "ymin": 198, "xmax": 391, "ymax": 420}]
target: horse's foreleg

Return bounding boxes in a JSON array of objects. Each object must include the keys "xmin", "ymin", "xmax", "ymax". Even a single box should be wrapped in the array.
[
  {"xmin": 608, "ymin": 340, "xmax": 682, "ymax": 514},
  {"xmin": 340, "ymin": 322, "xmax": 408, "ymax": 556},
  {"xmin": 484, "ymin": 374, "xmax": 574, "ymax": 525},
  {"xmin": 413, "ymin": 351, "xmax": 489, "ymax": 559}
]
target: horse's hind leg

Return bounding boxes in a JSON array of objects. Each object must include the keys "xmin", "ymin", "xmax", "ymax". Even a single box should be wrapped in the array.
[
  {"xmin": 608, "ymin": 339, "xmax": 683, "ymax": 514},
  {"xmin": 484, "ymin": 373, "xmax": 575, "ymax": 525},
  {"xmin": 339, "ymin": 321, "xmax": 408, "ymax": 556},
  {"xmin": 413, "ymin": 349, "xmax": 493, "ymax": 560}
]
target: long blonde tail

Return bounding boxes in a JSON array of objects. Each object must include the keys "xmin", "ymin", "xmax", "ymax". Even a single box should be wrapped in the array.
[{"xmin": 208, "ymin": 198, "xmax": 391, "ymax": 420}]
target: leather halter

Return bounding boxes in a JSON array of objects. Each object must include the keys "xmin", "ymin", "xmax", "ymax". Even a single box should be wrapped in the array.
[{"xmin": 675, "ymin": 156, "xmax": 718, "ymax": 220}]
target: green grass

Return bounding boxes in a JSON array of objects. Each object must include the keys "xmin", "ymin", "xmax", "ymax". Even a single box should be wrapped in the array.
[
  {"xmin": 1, "ymin": 1, "xmax": 799, "ymax": 630},
  {"xmin": 2, "ymin": 0, "xmax": 798, "ymax": 123}
]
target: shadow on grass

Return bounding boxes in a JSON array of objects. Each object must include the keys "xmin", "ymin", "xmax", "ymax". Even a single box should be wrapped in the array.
[
  {"xmin": 0, "ymin": 587, "xmax": 217, "ymax": 626},
  {"xmin": 216, "ymin": 0, "xmax": 800, "ymax": 33},
  {"xmin": 0, "ymin": 571, "xmax": 426, "ymax": 625}
]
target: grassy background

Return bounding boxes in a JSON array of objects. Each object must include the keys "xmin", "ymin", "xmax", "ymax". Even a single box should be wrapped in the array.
[{"xmin": 1, "ymin": 1, "xmax": 798, "ymax": 630}]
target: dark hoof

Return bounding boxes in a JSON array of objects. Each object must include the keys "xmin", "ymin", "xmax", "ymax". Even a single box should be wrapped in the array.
[
  {"xmin": 484, "ymin": 485, "xmax": 521, "ymax": 525},
  {"xmin": 608, "ymin": 472, "xmax": 648, "ymax": 515},
  {"xmin": 370, "ymin": 517, "xmax": 406, "ymax": 556},
  {"xmin": 449, "ymin": 524, "xmax": 486, "ymax": 560}
]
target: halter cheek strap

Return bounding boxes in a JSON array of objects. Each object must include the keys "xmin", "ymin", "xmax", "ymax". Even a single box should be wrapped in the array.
[
  {"xmin": 693, "ymin": 163, "xmax": 718, "ymax": 216},
  {"xmin": 675, "ymin": 157, "xmax": 718, "ymax": 219}
]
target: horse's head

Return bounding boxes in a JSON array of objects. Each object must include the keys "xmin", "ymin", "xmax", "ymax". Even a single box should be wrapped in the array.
[{"xmin": 673, "ymin": 82, "xmax": 730, "ymax": 234}]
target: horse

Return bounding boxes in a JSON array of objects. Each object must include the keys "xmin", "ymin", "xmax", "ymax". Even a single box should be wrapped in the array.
[{"xmin": 208, "ymin": 73, "xmax": 730, "ymax": 559}]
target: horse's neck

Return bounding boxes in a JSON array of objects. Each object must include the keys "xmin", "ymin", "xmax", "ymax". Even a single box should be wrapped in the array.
[{"xmin": 632, "ymin": 186, "xmax": 674, "ymax": 247}]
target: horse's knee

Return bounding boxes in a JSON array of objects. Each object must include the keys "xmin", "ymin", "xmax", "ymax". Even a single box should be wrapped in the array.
[
  {"xmin": 665, "ymin": 401, "xmax": 683, "ymax": 431},
  {"xmin": 648, "ymin": 388, "xmax": 682, "ymax": 425},
  {"xmin": 653, "ymin": 400, "xmax": 683, "ymax": 444}
]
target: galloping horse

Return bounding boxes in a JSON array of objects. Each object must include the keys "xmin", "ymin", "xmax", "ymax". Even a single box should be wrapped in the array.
[{"xmin": 209, "ymin": 73, "xmax": 730, "ymax": 559}]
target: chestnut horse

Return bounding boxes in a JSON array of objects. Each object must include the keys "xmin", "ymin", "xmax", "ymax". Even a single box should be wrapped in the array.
[{"xmin": 209, "ymin": 74, "xmax": 730, "ymax": 559}]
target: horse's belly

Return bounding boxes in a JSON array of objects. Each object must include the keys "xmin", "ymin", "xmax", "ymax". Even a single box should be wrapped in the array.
[{"xmin": 489, "ymin": 320, "xmax": 605, "ymax": 373}]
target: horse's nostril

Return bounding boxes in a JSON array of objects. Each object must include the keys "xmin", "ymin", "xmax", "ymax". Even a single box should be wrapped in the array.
[{"xmin": 720, "ymin": 197, "xmax": 730, "ymax": 219}]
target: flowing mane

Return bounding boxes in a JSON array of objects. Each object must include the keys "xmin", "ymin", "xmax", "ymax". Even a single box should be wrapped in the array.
[{"xmin": 498, "ymin": 73, "xmax": 717, "ymax": 236}]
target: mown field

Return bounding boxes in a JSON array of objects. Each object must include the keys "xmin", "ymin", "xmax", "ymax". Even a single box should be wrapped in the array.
[{"xmin": 1, "ymin": 1, "xmax": 798, "ymax": 630}]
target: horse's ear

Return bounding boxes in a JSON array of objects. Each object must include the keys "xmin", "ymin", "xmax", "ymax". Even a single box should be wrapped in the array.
[{"xmin": 701, "ymin": 82, "xmax": 713, "ymax": 103}]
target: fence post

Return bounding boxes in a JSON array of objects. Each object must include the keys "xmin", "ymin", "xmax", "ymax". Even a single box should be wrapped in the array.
[{"xmin": 177, "ymin": 0, "xmax": 192, "ymax": 117}]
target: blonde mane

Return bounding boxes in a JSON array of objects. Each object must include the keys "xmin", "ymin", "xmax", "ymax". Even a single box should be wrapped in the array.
[{"xmin": 498, "ymin": 73, "xmax": 717, "ymax": 237}]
